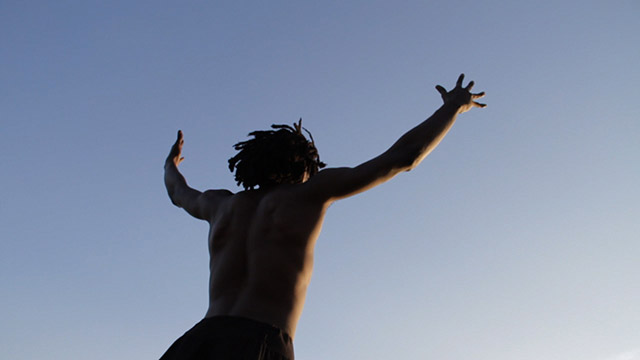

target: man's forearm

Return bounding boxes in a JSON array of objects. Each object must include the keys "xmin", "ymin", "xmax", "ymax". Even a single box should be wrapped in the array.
[
  {"xmin": 164, "ymin": 162, "xmax": 189, "ymax": 206},
  {"xmin": 386, "ymin": 102, "xmax": 463, "ymax": 171},
  {"xmin": 163, "ymin": 130, "xmax": 206, "ymax": 210}
]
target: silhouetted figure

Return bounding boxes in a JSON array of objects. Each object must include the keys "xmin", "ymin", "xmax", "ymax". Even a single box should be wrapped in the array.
[{"xmin": 160, "ymin": 74, "xmax": 485, "ymax": 359}]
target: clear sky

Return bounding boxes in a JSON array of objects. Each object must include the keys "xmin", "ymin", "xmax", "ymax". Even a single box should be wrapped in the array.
[{"xmin": 2, "ymin": 1, "xmax": 639, "ymax": 359}]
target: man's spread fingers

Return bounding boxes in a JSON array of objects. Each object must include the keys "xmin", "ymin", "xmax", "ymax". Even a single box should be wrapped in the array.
[
  {"xmin": 435, "ymin": 85, "xmax": 447, "ymax": 95},
  {"xmin": 465, "ymin": 81, "xmax": 475, "ymax": 91},
  {"xmin": 474, "ymin": 101, "xmax": 487, "ymax": 108},
  {"xmin": 456, "ymin": 74, "xmax": 465, "ymax": 87},
  {"xmin": 472, "ymin": 92, "xmax": 485, "ymax": 99}
]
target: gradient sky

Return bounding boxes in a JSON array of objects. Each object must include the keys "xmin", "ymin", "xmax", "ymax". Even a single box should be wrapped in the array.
[{"xmin": 2, "ymin": 1, "xmax": 639, "ymax": 359}]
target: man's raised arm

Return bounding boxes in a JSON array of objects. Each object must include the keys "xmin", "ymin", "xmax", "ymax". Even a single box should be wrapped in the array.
[
  {"xmin": 164, "ymin": 130, "xmax": 230, "ymax": 220},
  {"xmin": 306, "ymin": 74, "xmax": 486, "ymax": 201}
]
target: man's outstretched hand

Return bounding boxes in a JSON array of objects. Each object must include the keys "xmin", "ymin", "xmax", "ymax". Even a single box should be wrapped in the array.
[
  {"xmin": 166, "ymin": 130, "xmax": 185, "ymax": 167},
  {"xmin": 435, "ymin": 74, "xmax": 486, "ymax": 114}
]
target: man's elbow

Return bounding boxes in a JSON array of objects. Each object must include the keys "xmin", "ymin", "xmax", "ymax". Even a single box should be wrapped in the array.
[
  {"xmin": 395, "ymin": 145, "xmax": 423, "ymax": 172},
  {"xmin": 166, "ymin": 189, "xmax": 182, "ymax": 208}
]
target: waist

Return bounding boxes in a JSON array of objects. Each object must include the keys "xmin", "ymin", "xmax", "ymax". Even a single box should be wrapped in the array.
[
  {"xmin": 207, "ymin": 291, "xmax": 303, "ymax": 337},
  {"xmin": 198, "ymin": 315, "xmax": 293, "ymax": 352}
]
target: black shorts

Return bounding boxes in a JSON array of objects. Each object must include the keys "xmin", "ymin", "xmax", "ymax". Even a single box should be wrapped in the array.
[{"xmin": 159, "ymin": 316, "xmax": 294, "ymax": 360}]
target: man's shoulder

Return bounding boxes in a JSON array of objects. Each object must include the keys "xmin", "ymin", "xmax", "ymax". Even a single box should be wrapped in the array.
[
  {"xmin": 219, "ymin": 184, "xmax": 328, "ymax": 207},
  {"xmin": 266, "ymin": 183, "xmax": 331, "ymax": 209},
  {"xmin": 201, "ymin": 189, "xmax": 234, "ymax": 204}
]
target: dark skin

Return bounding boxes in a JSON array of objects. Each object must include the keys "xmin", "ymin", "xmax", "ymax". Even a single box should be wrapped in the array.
[{"xmin": 164, "ymin": 74, "xmax": 485, "ymax": 338}]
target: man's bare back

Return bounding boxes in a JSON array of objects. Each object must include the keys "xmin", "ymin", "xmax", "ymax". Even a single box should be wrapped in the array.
[
  {"xmin": 161, "ymin": 74, "xmax": 486, "ymax": 358},
  {"xmin": 201, "ymin": 186, "xmax": 328, "ymax": 337}
]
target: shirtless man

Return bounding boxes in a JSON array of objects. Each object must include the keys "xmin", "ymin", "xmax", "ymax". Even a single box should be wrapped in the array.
[{"xmin": 160, "ymin": 74, "xmax": 485, "ymax": 359}]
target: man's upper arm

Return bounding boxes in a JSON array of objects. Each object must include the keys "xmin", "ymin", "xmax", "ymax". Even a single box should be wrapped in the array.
[
  {"xmin": 305, "ymin": 150, "xmax": 412, "ymax": 202},
  {"xmin": 172, "ymin": 188, "xmax": 232, "ymax": 221}
]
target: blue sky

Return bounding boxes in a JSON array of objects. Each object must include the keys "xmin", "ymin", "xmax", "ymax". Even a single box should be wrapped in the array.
[{"xmin": 1, "ymin": 1, "xmax": 639, "ymax": 359}]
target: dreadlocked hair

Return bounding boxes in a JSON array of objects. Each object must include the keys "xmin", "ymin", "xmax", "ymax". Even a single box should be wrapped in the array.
[{"xmin": 228, "ymin": 119, "xmax": 326, "ymax": 190}]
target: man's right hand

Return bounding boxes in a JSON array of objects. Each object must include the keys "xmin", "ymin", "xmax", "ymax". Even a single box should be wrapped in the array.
[
  {"xmin": 435, "ymin": 74, "xmax": 486, "ymax": 114},
  {"xmin": 166, "ymin": 130, "xmax": 185, "ymax": 167}
]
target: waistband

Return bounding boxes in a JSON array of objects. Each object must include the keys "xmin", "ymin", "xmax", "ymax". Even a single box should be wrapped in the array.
[{"xmin": 194, "ymin": 315, "xmax": 293, "ymax": 357}]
